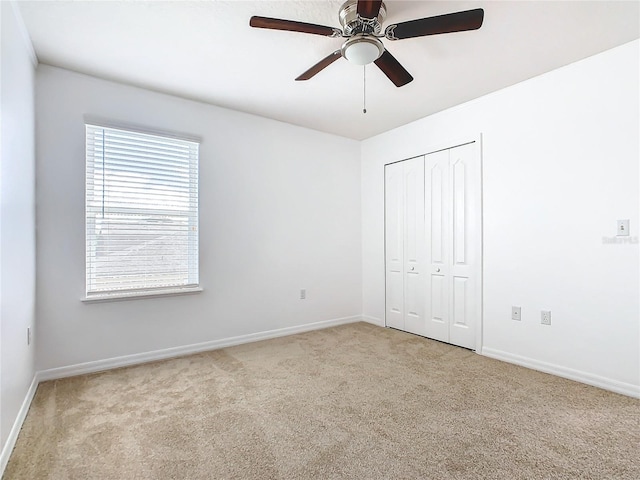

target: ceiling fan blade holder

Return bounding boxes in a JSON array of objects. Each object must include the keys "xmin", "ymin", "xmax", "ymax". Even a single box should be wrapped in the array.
[
  {"xmin": 340, "ymin": 0, "xmax": 386, "ymax": 35},
  {"xmin": 296, "ymin": 51, "xmax": 343, "ymax": 81},
  {"xmin": 385, "ymin": 8, "xmax": 484, "ymax": 40},
  {"xmin": 250, "ymin": 16, "xmax": 341, "ymax": 37},
  {"xmin": 356, "ymin": 0, "xmax": 383, "ymax": 19},
  {"xmin": 374, "ymin": 50, "xmax": 413, "ymax": 87}
]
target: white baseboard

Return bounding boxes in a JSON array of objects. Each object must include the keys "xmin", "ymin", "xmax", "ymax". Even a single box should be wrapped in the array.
[
  {"xmin": 38, "ymin": 315, "xmax": 362, "ymax": 382},
  {"xmin": 481, "ymin": 347, "xmax": 640, "ymax": 398},
  {"xmin": 362, "ymin": 315, "xmax": 384, "ymax": 327},
  {"xmin": 0, "ymin": 374, "xmax": 39, "ymax": 476}
]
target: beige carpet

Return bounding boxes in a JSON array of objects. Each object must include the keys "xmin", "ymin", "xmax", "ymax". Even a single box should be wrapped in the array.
[{"xmin": 4, "ymin": 322, "xmax": 639, "ymax": 479}]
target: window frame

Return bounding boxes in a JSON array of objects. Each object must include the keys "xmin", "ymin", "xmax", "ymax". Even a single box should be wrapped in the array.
[{"xmin": 83, "ymin": 122, "xmax": 201, "ymax": 302}]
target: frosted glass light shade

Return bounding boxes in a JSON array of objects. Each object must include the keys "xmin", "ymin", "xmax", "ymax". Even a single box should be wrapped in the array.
[{"xmin": 342, "ymin": 37, "xmax": 383, "ymax": 65}]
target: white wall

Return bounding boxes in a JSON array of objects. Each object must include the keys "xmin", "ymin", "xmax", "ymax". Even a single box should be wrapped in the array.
[
  {"xmin": 0, "ymin": 0, "xmax": 37, "ymax": 457},
  {"xmin": 362, "ymin": 40, "xmax": 639, "ymax": 395},
  {"xmin": 36, "ymin": 65, "xmax": 361, "ymax": 371}
]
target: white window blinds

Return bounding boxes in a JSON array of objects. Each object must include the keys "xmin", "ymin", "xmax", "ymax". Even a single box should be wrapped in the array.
[{"xmin": 86, "ymin": 124, "xmax": 199, "ymax": 296}]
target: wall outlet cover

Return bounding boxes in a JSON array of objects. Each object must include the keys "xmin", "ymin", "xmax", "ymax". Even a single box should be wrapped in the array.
[
  {"xmin": 511, "ymin": 306, "xmax": 521, "ymax": 321},
  {"xmin": 541, "ymin": 310, "xmax": 552, "ymax": 325}
]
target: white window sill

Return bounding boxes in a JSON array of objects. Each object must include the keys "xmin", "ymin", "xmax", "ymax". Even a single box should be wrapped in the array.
[{"xmin": 82, "ymin": 287, "xmax": 203, "ymax": 303}]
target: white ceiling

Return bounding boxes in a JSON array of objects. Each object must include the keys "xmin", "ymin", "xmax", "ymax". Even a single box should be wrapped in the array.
[{"xmin": 16, "ymin": 0, "xmax": 640, "ymax": 140}]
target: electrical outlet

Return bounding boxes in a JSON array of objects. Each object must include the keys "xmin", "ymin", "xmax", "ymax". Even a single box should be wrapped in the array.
[
  {"xmin": 511, "ymin": 306, "xmax": 521, "ymax": 321},
  {"xmin": 541, "ymin": 310, "xmax": 551, "ymax": 325},
  {"xmin": 300, "ymin": 289, "xmax": 306, "ymax": 300}
]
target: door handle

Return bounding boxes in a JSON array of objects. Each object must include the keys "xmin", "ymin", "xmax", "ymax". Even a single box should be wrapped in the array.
[
  {"xmin": 410, "ymin": 266, "xmax": 415, "ymax": 271},
  {"xmin": 436, "ymin": 268, "xmax": 441, "ymax": 273}
]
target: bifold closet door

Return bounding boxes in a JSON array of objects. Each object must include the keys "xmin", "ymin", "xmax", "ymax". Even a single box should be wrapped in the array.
[
  {"xmin": 384, "ymin": 157, "xmax": 426, "ymax": 335},
  {"xmin": 425, "ymin": 143, "xmax": 480, "ymax": 349}
]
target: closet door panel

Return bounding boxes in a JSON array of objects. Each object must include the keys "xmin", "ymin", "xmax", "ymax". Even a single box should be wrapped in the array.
[
  {"xmin": 403, "ymin": 157, "xmax": 425, "ymax": 336},
  {"xmin": 385, "ymin": 162, "xmax": 404, "ymax": 329},
  {"xmin": 448, "ymin": 143, "xmax": 479, "ymax": 349},
  {"xmin": 424, "ymin": 150, "xmax": 450, "ymax": 343}
]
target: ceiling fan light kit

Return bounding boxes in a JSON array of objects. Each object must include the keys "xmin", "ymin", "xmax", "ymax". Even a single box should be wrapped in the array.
[
  {"xmin": 250, "ymin": 0, "xmax": 484, "ymax": 87},
  {"xmin": 342, "ymin": 35, "xmax": 384, "ymax": 65}
]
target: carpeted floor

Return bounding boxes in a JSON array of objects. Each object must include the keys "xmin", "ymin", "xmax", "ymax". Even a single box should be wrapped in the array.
[{"xmin": 4, "ymin": 322, "xmax": 639, "ymax": 479}]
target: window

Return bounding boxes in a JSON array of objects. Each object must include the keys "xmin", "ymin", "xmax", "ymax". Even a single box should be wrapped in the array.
[{"xmin": 85, "ymin": 124, "xmax": 199, "ymax": 299}]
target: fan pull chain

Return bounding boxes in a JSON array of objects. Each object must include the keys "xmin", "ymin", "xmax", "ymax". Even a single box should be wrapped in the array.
[{"xmin": 363, "ymin": 65, "xmax": 367, "ymax": 114}]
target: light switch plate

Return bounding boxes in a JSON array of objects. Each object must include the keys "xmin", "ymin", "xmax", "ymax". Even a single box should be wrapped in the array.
[{"xmin": 617, "ymin": 219, "xmax": 629, "ymax": 236}]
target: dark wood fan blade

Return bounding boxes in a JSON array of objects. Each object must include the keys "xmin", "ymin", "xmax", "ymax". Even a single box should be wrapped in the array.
[
  {"xmin": 250, "ymin": 16, "xmax": 339, "ymax": 37},
  {"xmin": 386, "ymin": 8, "xmax": 484, "ymax": 40},
  {"xmin": 357, "ymin": 0, "xmax": 383, "ymax": 19},
  {"xmin": 296, "ymin": 51, "xmax": 342, "ymax": 81},
  {"xmin": 374, "ymin": 50, "xmax": 413, "ymax": 87}
]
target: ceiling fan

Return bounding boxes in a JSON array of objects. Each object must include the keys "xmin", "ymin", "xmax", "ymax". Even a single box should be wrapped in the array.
[{"xmin": 250, "ymin": 0, "xmax": 484, "ymax": 87}]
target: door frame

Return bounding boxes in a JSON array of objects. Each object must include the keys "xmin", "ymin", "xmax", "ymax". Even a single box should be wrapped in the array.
[{"xmin": 383, "ymin": 134, "xmax": 483, "ymax": 353}]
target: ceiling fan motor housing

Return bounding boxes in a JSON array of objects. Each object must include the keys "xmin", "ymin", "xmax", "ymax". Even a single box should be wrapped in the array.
[{"xmin": 339, "ymin": 0, "xmax": 387, "ymax": 35}]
